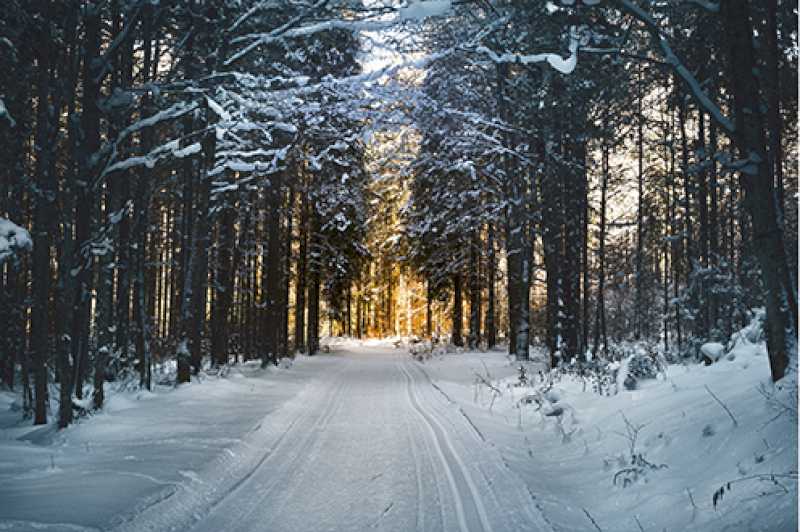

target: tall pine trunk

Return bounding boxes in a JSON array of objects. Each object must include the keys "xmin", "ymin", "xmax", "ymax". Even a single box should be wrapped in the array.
[
  {"xmin": 211, "ymin": 203, "xmax": 235, "ymax": 367},
  {"xmin": 451, "ymin": 272, "xmax": 463, "ymax": 347},
  {"xmin": 306, "ymin": 209, "xmax": 320, "ymax": 356},
  {"xmin": 722, "ymin": 0, "xmax": 796, "ymax": 381},
  {"xmin": 262, "ymin": 171, "xmax": 283, "ymax": 365},
  {"xmin": 484, "ymin": 225, "xmax": 496, "ymax": 349},
  {"xmin": 294, "ymin": 189, "xmax": 308, "ymax": 353},
  {"xmin": 30, "ymin": 9, "xmax": 56, "ymax": 424},
  {"xmin": 468, "ymin": 231, "xmax": 481, "ymax": 349}
]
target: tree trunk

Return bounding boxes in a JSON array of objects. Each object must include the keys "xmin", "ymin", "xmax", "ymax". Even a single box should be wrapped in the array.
[
  {"xmin": 635, "ymin": 67, "xmax": 644, "ymax": 340},
  {"xmin": 346, "ymin": 285, "xmax": 352, "ymax": 337},
  {"xmin": 484, "ymin": 225, "xmax": 496, "ymax": 349},
  {"xmin": 30, "ymin": 13, "xmax": 55, "ymax": 424},
  {"xmin": 69, "ymin": 3, "xmax": 102, "ymax": 416},
  {"xmin": 262, "ymin": 171, "xmax": 283, "ymax": 365},
  {"xmin": 294, "ymin": 188, "xmax": 308, "ymax": 353},
  {"xmin": 722, "ymin": 0, "xmax": 796, "ymax": 381},
  {"xmin": 186, "ymin": 115, "xmax": 215, "ymax": 376},
  {"xmin": 468, "ymin": 231, "xmax": 481, "ymax": 349},
  {"xmin": 306, "ymin": 211, "xmax": 320, "ymax": 355},
  {"xmin": 678, "ymin": 95, "xmax": 698, "ymax": 348},
  {"xmin": 764, "ymin": 0, "xmax": 784, "ymax": 217},
  {"xmin": 281, "ymin": 185, "xmax": 294, "ymax": 355},
  {"xmin": 451, "ymin": 272, "xmax": 463, "ymax": 347},
  {"xmin": 211, "ymin": 203, "xmax": 235, "ymax": 367},
  {"xmin": 668, "ymin": 102, "xmax": 683, "ymax": 351},
  {"xmin": 426, "ymin": 280, "xmax": 433, "ymax": 338},
  {"xmin": 708, "ymin": 121, "xmax": 719, "ymax": 333},
  {"xmin": 563, "ymin": 139, "xmax": 584, "ymax": 360},
  {"xmin": 593, "ymin": 126, "xmax": 609, "ymax": 356},
  {"xmin": 697, "ymin": 111, "xmax": 710, "ymax": 339}
]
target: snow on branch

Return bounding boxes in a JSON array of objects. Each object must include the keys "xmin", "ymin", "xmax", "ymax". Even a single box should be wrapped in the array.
[
  {"xmin": 0, "ymin": 218, "xmax": 32, "ymax": 264},
  {"xmin": 210, "ymin": 145, "xmax": 290, "ymax": 177},
  {"xmin": 117, "ymin": 101, "xmax": 199, "ymax": 146},
  {"xmin": 206, "ymin": 96, "xmax": 231, "ymax": 121},
  {"xmin": 228, "ymin": 19, "xmax": 389, "ymax": 66},
  {"xmin": 100, "ymin": 101, "xmax": 200, "ymax": 181},
  {"xmin": 225, "ymin": 0, "xmax": 452, "ymax": 65},
  {"xmin": 104, "ymin": 140, "xmax": 201, "ymax": 176},
  {"xmin": 615, "ymin": 0, "xmax": 734, "ymax": 134},
  {"xmin": 398, "ymin": 0, "xmax": 451, "ymax": 21},
  {"xmin": 228, "ymin": 0, "xmax": 272, "ymax": 34},
  {"xmin": 0, "ymin": 98, "xmax": 15, "ymax": 127},
  {"xmin": 685, "ymin": 0, "xmax": 719, "ymax": 12},
  {"xmin": 473, "ymin": 37, "xmax": 579, "ymax": 74}
]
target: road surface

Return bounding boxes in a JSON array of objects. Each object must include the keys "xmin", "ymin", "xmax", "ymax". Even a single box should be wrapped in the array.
[{"xmin": 112, "ymin": 345, "xmax": 549, "ymax": 532}]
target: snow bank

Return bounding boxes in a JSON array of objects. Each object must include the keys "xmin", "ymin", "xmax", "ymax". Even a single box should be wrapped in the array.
[{"xmin": 420, "ymin": 343, "xmax": 797, "ymax": 531}]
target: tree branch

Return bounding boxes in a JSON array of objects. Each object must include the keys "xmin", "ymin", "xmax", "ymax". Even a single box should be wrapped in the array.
[{"xmin": 612, "ymin": 0, "xmax": 735, "ymax": 134}]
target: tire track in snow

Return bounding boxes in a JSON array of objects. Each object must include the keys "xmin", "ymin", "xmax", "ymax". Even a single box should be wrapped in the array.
[
  {"xmin": 414, "ymin": 362, "xmax": 486, "ymax": 444},
  {"xmin": 406, "ymin": 361, "xmax": 511, "ymax": 525},
  {"xmin": 398, "ymin": 362, "xmax": 493, "ymax": 532},
  {"xmin": 0, "ymin": 520, "xmax": 101, "ymax": 532},
  {"xmin": 408, "ymin": 360, "xmax": 555, "ymax": 532},
  {"xmin": 200, "ymin": 366, "xmax": 351, "ymax": 532},
  {"xmin": 109, "ymin": 361, "xmax": 350, "ymax": 532},
  {"xmin": 254, "ymin": 367, "xmax": 354, "ymax": 531},
  {"xmin": 399, "ymin": 360, "xmax": 431, "ymax": 532}
]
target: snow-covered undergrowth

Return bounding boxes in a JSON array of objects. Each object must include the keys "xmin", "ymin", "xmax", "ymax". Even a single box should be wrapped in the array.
[
  {"xmin": 419, "ymin": 341, "xmax": 798, "ymax": 531},
  {"xmin": 0, "ymin": 356, "xmax": 331, "ymax": 531}
]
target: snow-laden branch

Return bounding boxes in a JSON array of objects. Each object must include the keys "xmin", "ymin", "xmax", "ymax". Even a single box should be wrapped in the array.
[
  {"xmin": 472, "ymin": 34, "xmax": 579, "ymax": 74},
  {"xmin": 117, "ymin": 101, "xmax": 199, "ymax": 146},
  {"xmin": 228, "ymin": 19, "xmax": 390, "ymax": 66},
  {"xmin": 209, "ymin": 146, "xmax": 290, "ymax": 177},
  {"xmin": 228, "ymin": 0, "xmax": 273, "ymax": 34},
  {"xmin": 685, "ymin": 0, "xmax": 719, "ymax": 12},
  {"xmin": 614, "ymin": 0, "xmax": 734, "ymax": 134},
  {"xmin": 225, "ymin": 0, "xmax": 452, "ymax": 65},
  {"xmin": 0, "ymin": 218, "xmax": 32, "ymax": 264},
  {"xmin": 398, "ymin": 0, "xmax": 451, "ymax": 21},
  {"xmin": 104, "ymin": 140, "xmax": 201, "ymax": 176},
  {"xmin": 0, "ymin": 98, "xmax": 15, "ymax": 127},
  {"xmin": 99, "ymin": 101, "xmax": 200, "ymax": 182},
  {"xmin": 226, "ymin": 0, "xmax": 331, "ymax": 65},
  {"xmin": 206, "ymin": 95, "xmax": 231, "ymax": 121}
]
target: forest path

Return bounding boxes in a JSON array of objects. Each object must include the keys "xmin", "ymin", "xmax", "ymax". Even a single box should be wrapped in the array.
[{"xmin": 114, "ymin": 345, "xmax": 549, "ymax": 532}]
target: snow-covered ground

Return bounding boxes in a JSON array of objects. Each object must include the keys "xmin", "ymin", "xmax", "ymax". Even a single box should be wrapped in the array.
[
  {"xmin": 0, "ymin": 337, "xmax": 796, "ymax": 531},
  {"xmin": 0, "ymin": 357, "xmax": 329, "ymax": 531},
  {"xmin": 420, "ymin": 343, "xmax": 798, "ymax": 531}
]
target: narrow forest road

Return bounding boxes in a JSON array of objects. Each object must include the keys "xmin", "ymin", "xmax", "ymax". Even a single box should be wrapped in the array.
[{"xmin": 113, "ymin": 345, "xmax": 550, "ymax": 532}]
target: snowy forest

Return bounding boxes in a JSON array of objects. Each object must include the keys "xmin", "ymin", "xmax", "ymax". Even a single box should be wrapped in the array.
[{"xmin": 0, "ymin": 1, "xmax": 797, "ymax": 531}]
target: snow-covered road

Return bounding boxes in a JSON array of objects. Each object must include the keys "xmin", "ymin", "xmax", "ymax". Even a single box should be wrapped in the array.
[
  {"xmin": 3, "ymin": 341, "xmax": 796, "ymax": 531},
  {"xmin": 112, "ymin": 346, "xmax": 549, "ymax": 532}
]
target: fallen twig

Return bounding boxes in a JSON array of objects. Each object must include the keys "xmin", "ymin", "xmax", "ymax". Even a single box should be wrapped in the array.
[
  {"xmin": 687, "ymin": 487, "xmax": 697, "ymax": 509},
  {"xmin": 473, "ymin": 371, "xmax": 503, "ymax": 397},
  {"xmin": 582, "ymin": 508, "xmax": 603, "ymax": 531},
  {"xmin": 712, "ymin": 471, "xmax": 798, "ymax": 509},
  {"xmin": 704, "ymin": 385, "xmax": 738, "ymax": 427}
]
